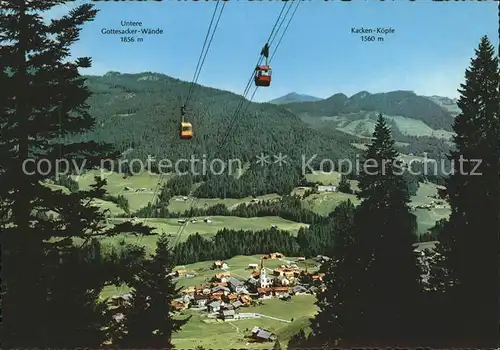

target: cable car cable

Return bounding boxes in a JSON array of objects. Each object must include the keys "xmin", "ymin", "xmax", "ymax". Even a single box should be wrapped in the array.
[
  {"xmin": 221, "ymin": 0, "xmax": 298, "ymax": 146},
  {"xmin": 135, "ymin": 173, "xmax": 164, "ymax": 247},
  {"xmin": 215, "ymin": 54, "xmax": 264, "ymax": 145},
  {"xmin": 131, "ymin": 3, "xmax": 225, "ymax": 252},
  {"xmin": 148, "ymin": 2, "xmax": 226, "ymax": 245},
  {"xmin": 139, "ymin": 1, "xmax": 225, "ymax": 242},
  {"xmin": 172, "ymin": 1, "xmax": 296, "ymax": 245},
  {"xmin": 184, "ymin": 0, "xmax": 223, "ymax": 107},
  {"xmin": 268, "ymin": 1, "xmax": 293, "ymax": 47},
  {"xmin": 215, "ymin": 56, "xmax": 262, "ymax": 146},
  {"xmin": 218, "ymin": 0, "xmax": 287, "ymax": 127},
  {"xmin": 269, "ymin": 0, "xmax": 301, "ymax": 63},
  {"xmin": 265, "ymin": 1, "xmax": 289, "ymax": 49},
  {"xmin": 186, "ymin": 1, "xmax": 226, "ymax": 107}
]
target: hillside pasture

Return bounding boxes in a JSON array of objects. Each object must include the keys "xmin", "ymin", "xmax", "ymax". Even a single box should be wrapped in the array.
[
  {"xmin": 414, "ymin": 207, "xmax": 450, "ymax": 234},
  {"xmin": 305, "ymin": 171, "xmax": 360, "ymax": 191},
  {"xmin": 319, "ymin": 113, "xmax": 455, "ymax": 140},
  {"xmin": 67, "ymin": 170, "xmax": 449, "ymax": 238},
  {"xmin": 73, "ymin": 169, "xmax": 171, "ymax": 212},
  {"xmin": 44, "ymin": 180, "xmax": 125, "ymax": 216},
  {"xmin": 341, "ymin": 114, "xmax": 454, "ymax": 140},
  {"xmin": 410, "ymin": 182, "xmax": 450, "ymax": 234},
  {"xmin": 167, "ymin": 193, "xmax": 281, "ymax": 213},
  {"xmin": 172, "ymin": 295, "xmax": 317, "ymax": 349},
  {"xmin": 302, "ymin": 191, "xmax": 360, "ymax": 216},
  {"xmin": 103, "ymin": 216, "xmax": 309, "ymax": 253},
  {"xmin": 73, "ymin": 170, "xmax": 282, "ymax": 213}
]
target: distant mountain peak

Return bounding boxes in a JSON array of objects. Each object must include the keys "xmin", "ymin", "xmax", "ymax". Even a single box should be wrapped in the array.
[
  {"xmin": 268, "ymin": 92, "xmax": 323, "ymax": 105},
  {"xmin": 350, "ymin": 91, "xmax": 370, "ymax": 98}
]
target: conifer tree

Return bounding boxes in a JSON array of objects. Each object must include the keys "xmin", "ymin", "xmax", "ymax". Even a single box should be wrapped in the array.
[
  {"xmin": 309, "ymin": 200, "xmax": 355, "ymax": 347},
  {"xmin": 310, "ymin": 115, "xmax": 421, "ymax": 347},
  {"xmin": 117, "ymin": 233, "xmax": 189, "ymax": 347},
  {"xmin": 338, "ymin": 174, "xmax": 352, "ymax": 194},
  {"xmin": 352, "ymin": 115, "xmax": 421, "ymax": 346},
  {"xmin": 287, "ymin": 328, "xmax": 307, "ymax": 349},
  {"xmin": 0, "ymin": 1, "xmax": 154, "ymax": 346},
  {"xmin": 429, "ymin": 36, "xmax": 500, "ymax": 347}
]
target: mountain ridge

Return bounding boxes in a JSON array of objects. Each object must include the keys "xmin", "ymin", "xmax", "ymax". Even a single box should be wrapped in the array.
[
  {"xmin": 77, "ymin": 72, "xmax": 456, "ymax": 169},
  {"xmin": 268, "ymin": 92, "xmax": 323, "ymax": 104},
  {"xmin": 282, "ymin": 90, "xmax": 456, "ymax": 132},
  {"xmin": 423, "ymin": 95, "xmax": 460, "ymax": 117}
]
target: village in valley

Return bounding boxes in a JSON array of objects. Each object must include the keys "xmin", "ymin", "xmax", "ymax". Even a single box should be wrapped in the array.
[
  {"xmin": 109, "ymin": 252, "xmax": 329, "ymax": 344},
  {"xmin": 106, "ymin": 242, "xmax": 439, "ymax": 345}
]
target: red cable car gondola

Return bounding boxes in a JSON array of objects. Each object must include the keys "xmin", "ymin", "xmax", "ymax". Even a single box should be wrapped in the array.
[
  {"xmin": 254, "ymin": 42, "xmax": 272, "ymax": 87},
  {"xmin": 254, "ymin": 65, "xmax": 272, "ymax": 87}
]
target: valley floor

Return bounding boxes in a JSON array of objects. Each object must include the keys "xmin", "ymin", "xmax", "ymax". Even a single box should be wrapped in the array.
[
  {"xmin": 70, "ymin": 169, "xmax": 449, "ymax": 237},
  {"xmin": 102, "ymin": 254, "xmax": 319, "ymax": 348},
  {"xmin": 65, "ymin": 169, "xmax": 449, "ymax": 348}
]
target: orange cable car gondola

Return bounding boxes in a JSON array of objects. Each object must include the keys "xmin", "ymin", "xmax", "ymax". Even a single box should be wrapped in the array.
[
  {"xmin": 254, "ymin": 42, "xmax": 272, "ymax": 87},
  {"xmin": 180, "ymin": 121, "xmax": 193, "ymax": 139},
  {"xmin": 179, "ymin": 105, "xmax": 193, "ymax": 139}
]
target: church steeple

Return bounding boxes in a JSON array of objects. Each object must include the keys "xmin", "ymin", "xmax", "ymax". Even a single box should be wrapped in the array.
[{"xmin": 259, "ymin": 257, "xmax": 267, "ymax": 288}]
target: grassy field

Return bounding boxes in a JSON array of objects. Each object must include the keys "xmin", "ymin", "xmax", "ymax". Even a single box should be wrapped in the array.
[
  {"xmin": 172, "ymin": 295, "xmax": 317, "ymax": 349},
  {"xmin": 69, "ymin": 169, "xmax": 448, "ymax": 237},
  {"xmin": 73, "ymin": 170, "xmax": 171, "ymax": 212},
  {"xmin": 414, "ymin": 207, "xmax": 450, "ymax": 233},
  {"xmin": 333, "ymin": 114, "xmax": 455, "ymax": 140},
  {"xmin": 302, "ymin": 191, "xmax": 360, "ymax": 216},
  {"xmin": 44, "ymin": 181, "xmax": 125, "ymax": 216},
  {"xmin": 410, "ymin": 182, "xmax": 450, "ymax": 234},
  {"xmin": 104, "ymin": 216, "xmax": 309, "ymax": 253},
  {"xmin": 305, "ymin": 171, "xmax": 360, "ymax": 191},
  {"xmin": 167, "ymin": 193, "xmax": 281, "ymax": 212},
  {"xmin": 65, "ymin": 168, "xmax": 450, "ymax": 244}
]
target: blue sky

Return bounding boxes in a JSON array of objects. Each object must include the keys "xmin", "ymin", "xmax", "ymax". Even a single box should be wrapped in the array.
[{"xmin": 48, "ymin": 1, "xmax": 498, "ymax": 102}]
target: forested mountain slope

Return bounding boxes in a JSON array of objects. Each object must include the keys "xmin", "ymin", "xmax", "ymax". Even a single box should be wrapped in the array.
[
  {"xmin": 424, "ymin": 95, "xmax": 460, "ymax": 117},
  {"xmin": 77, "ymin": 72, "xmax": 356, "ymax": 164},
  {"xmin": 284, "ymin": 90, "xmax": 455, "ymax": 133},
  {"xmin": 71, "ymin": 72, "xmax": 360, "ymax": 197}
]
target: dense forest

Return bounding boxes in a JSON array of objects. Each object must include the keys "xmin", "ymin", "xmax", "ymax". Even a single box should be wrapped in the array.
[
  {"xmin": 64, "ymin": 72, "xmax": 453, "ymax": 196},
  {"xmin": 76, "ymin": 72, "xmax": 358, "ymax": 166}
]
